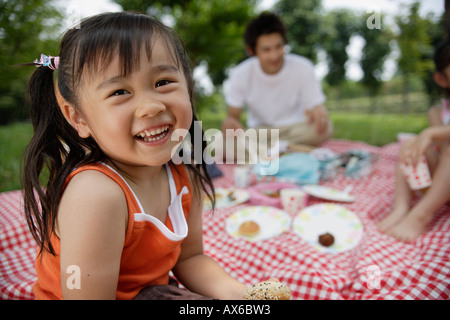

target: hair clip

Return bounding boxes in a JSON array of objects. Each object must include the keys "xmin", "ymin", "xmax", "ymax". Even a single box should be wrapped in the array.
[{"xmin": 33, "ymin": 54, "xmax": 60, "ymax": 70}]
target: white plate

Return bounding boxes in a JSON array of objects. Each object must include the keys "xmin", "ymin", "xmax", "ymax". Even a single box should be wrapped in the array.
[
  {"xmin": 293, "ymin": 203, "xmax": 363, "ymax": 253},
  {"xmin": 302, "ymin": 185, "xmax": 355, "ymax": 202},
  {"xmin": 226, "ymin": 206, "xmax": 291, "ymax": 242},
  {"xmin": 204, "ymin": 188, "xmax": 250, "ymax": 209}
]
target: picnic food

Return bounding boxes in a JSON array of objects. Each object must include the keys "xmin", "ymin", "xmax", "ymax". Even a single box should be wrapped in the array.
[
  {"xmin": 243, "ymin": 280, "xmax": 291, "ymax": 300},
  {"xmin": 318, "ymin": 232, "xmax": 335, "ymax": 247},
  {"xmin": 261, "ymin": 189, "xmax": 281, "ymax": 198},
  {"xmin": 238, "ymin": 220, "xmax": 260, "ymax": 237},
  {"xmin": 216, "ymin": 190, "xmax": 235, "ymax": 201}
]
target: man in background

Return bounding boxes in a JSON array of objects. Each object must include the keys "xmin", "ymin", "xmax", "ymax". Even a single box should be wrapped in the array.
[{"xmin": 221, "ymin": 12, "xmax": 332, "ymax": 161}]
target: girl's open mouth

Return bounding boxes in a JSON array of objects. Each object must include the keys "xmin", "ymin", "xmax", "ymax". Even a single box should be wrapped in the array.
[{"xmin": 135, "ymin": 125, "xmax": 170, "ymax": 142}]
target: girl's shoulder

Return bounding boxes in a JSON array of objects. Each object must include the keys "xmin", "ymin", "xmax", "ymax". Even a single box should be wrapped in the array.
[
  {"xmin": 63, "ymin": 163, "xmax": 132, "ymax": 205},
  {"xmin": 59, "ymin": 167, "xmax": 128, "ymax": 227},
  {"xmin": 65, "ymin": 167, "xmax": 126, "ymax": 199}
]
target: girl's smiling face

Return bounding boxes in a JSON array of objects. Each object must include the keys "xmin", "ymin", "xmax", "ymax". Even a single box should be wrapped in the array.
[{"xmin": 73, "ymin": 36, "xmax": 193, "ymax": 168}]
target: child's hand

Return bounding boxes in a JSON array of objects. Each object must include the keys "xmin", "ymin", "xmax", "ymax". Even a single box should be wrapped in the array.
[{"xmin": 400, "ymin": 130, "xmax": 432, "ymax": 167}]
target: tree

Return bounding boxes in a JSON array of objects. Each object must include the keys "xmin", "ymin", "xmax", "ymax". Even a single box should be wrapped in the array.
[
  {"xmin": 396, "ymin": 1, "xmax": 433, "ymax": 112},
  {"xmin": 358, "ymin": 12, "xmax": 393, "ymax": 112},
  {"xmin": 321, "ymin": 9, "xmax": 357, "ymax": 90},
  {"xmin": 0, "ymin": 0, "xmax": 61, "ymax": 124},
  {"xmin": 421, "ymin": 12, "xmax": 446, "ymax": 106},
  {"xmin": 173, "ymin": 0, "xmax": 256, "ymax": 86},
  {"xmin": 274, "ymin": 0, "xmax": 323, "ymax": 63}
]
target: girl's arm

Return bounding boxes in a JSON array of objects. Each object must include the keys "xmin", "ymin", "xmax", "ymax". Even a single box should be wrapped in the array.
[
  {"xmin": 57, "ymin": 170, "xmax": 127, "ymax": 299},
  {"xmin": 172, "ymin": 169, "xmax": 247, "ymax": 300},
  {"xmin": 402, "ymin": 125, "xmax": 450, "ymax": 166},
  {"xmin": 426, "ymin": 124, "xmax": 450, "ymax": 141}
]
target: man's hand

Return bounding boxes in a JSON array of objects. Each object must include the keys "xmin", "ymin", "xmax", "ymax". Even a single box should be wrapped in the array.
[{"xmin": 304, "ymin": 105, "xmax": 329, "ymax": 134}]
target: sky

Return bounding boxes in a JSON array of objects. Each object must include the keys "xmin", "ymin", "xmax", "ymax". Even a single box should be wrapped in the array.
[{"xmin": 62, "ymin": 0, "xmax": 445, "ymax": 83}]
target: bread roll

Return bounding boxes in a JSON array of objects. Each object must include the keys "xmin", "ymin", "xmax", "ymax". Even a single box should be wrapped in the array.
[
  {"xmin": 238, "ymin": 220, "xmax": 260, "ymax": 237},
  {"xmin": 242, "ymin": 280, "xmax": 291, "ymax": 300}
]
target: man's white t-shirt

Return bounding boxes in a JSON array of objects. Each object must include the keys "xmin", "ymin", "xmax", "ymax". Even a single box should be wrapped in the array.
[{"xmin": 224, "ymin": 54, "xmax": 326, "ymax": 128}]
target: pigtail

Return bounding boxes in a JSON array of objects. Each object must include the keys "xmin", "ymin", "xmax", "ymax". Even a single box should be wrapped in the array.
[
  {"xmin": 22, "ymin": 65, "xmax": 103, "ymax": 255},
  {"xmin": 22, "ymin": 65, "xmax": 76, "ymax": 255},
  {"xmin": 22, "ymin": 66, "xmax": 62, "ymax": 255}
]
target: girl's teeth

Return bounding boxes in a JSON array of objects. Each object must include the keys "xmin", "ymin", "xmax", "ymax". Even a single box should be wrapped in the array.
[{"xmin": 137, "ymin": 125, "xmax": 169, "ymax": 142}]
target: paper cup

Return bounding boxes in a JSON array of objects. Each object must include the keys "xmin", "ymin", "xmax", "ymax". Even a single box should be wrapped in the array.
[
  {"xmin": 280, "ymin": 188, "xmax": 308, "ymax": 216},
  {"xmin": 234, "ymin": 165, "xmax": 251, "ymax": 188},
  {"xmin": 400, "ymin": 156, "xmax": 432, "ymax": 190}
]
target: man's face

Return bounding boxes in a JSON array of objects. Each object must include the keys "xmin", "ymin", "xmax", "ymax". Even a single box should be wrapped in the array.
[{"xmin": 252, "ymin": 32, "xmax": 285, "ymax": 75}]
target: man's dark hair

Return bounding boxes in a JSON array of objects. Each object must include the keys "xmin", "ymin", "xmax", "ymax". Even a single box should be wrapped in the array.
[{"xmin": 244, "ymin": 12, "xmax": 287, "ymax": 54}]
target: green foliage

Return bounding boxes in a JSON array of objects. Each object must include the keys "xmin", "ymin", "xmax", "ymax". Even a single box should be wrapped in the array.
[
  {"xmin": 173, "ymin": 0, "xmax": 256, "ymax": 86},
  {"xmin": 321, "ymin": 9, "xmax": 357, "ymax": 87},
  {"xmin": 421, "ymin": 13, "xmax": 446, "ymax": 104},
  {"xmin": 358, "ymin": 14, "xmax": 393, "ymax": 96},
  {"xmin": 0, "ymin": 0, "xmax": 62, "ymax": 124},
  {"xmin": 0, "ymin": 122, "xmax": 33, "ymax": 192},
  {"xmin": 396, "ymin": 1, "xmax": 437, "ymax": 111},
  {"xmin": 396, "ymin": 2, "xmax": 434, "ymax": 78},
  {"xmin": 274, "ymin": 0, "xmax": 323, "ymax": 63}
]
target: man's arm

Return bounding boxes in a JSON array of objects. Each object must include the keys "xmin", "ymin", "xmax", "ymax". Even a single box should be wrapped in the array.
[
  {"xmin": 304, "ymin": 104, "xmax": 330, "ymax": 135},
  {"xmin": 222, "ymin": 106, "xmax": 244, "ymax": 132}
]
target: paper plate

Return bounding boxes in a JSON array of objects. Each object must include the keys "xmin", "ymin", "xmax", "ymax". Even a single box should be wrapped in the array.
[
  {"xmin": 302, "ymin": 185, "xmax": 355, "ymax": 202},
  {"xmin": 204, "ymin": 188, "xmax": 250, "ymax": 209},
  {"xmin": 226, "ymin": 206, "xmax": 291, "ymax": 242},
  {"xmin": 293, "ymin": 203, "xmax": 363, "ymax": 253}
]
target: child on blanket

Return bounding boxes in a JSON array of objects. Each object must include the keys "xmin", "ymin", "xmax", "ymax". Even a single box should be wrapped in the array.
[
  {"xmin": 21, "ymin": 12, "xmax": 252, "ymax": 299},
  {"xmin": 378, "ymin": 39, "xmax": 450, "ymax": 242}
]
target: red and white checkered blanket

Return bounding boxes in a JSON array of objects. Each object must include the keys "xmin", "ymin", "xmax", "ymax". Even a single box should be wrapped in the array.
[{"xmin": 1, "ymin": 140, "xmax": 449, "ymax": 300}]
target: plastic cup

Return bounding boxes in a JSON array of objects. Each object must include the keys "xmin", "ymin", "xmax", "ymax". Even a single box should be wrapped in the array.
[
  {"xmin": 400, "ymin": 155, "xmax": 432, "ymax": 190},
  {"xmin": 280, "ymin": 188, "xmax": 308, "ymax": 216},
  {"xmin": 234, "ymin": 165, "xmax": 251, "ymax": 188}
]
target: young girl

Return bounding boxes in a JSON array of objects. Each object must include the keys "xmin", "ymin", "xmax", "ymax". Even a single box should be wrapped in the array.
[
  {"xmin": 378, "ymin": 39, "xmax": 450, "ymax": 242},
  {"xmin": 22, "ymin": 11, "xmax": 249, "ymax": 300}
]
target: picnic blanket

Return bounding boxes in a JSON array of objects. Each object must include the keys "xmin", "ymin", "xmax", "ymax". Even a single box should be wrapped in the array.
[{"xmin": 1, "ymin": 140, "xmax": 449, "ymax": 300}]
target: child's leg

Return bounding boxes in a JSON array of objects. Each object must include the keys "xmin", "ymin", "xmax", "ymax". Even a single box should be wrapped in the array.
[
  {"xmin": 386, "ymin": 144, "xmax": 450, "ymax": 241},
  {"xmin": 377, "ymin": 163, "xmax": 413, "ymax": 232}
]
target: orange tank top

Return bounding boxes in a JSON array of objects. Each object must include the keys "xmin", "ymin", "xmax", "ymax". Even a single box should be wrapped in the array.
[{"xmin": 32, "ymin": 162, "xmax": 192, "ymax": 300}]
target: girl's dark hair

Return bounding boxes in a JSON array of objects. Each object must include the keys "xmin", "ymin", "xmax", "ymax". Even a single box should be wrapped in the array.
[
  {"xmin": 434, "ymin": 38, "xmax": 450, "ymax": 97},
  {"xmin": 244, "ymin": 12, "xmax": 287, "ymax": 54},
  {"xmin": 22, "ymin": 11, "xmax": 214, "ymax": 256}
]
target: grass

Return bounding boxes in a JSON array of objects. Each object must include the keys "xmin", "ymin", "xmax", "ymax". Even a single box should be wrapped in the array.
[
  {"xmin": 328, "ymin": 112, "xmax": 428, "ymax": 146},
  {"xmin": 0, "ymin": 122, "xmax": 33, "ymax": 192},
  {"xmin": 198, "ymin": 109, "xmax": 429, "ymax": 146},
  {"xmin": 0, "ymin": 110, "xmax": 429, "ymax": 193}
]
